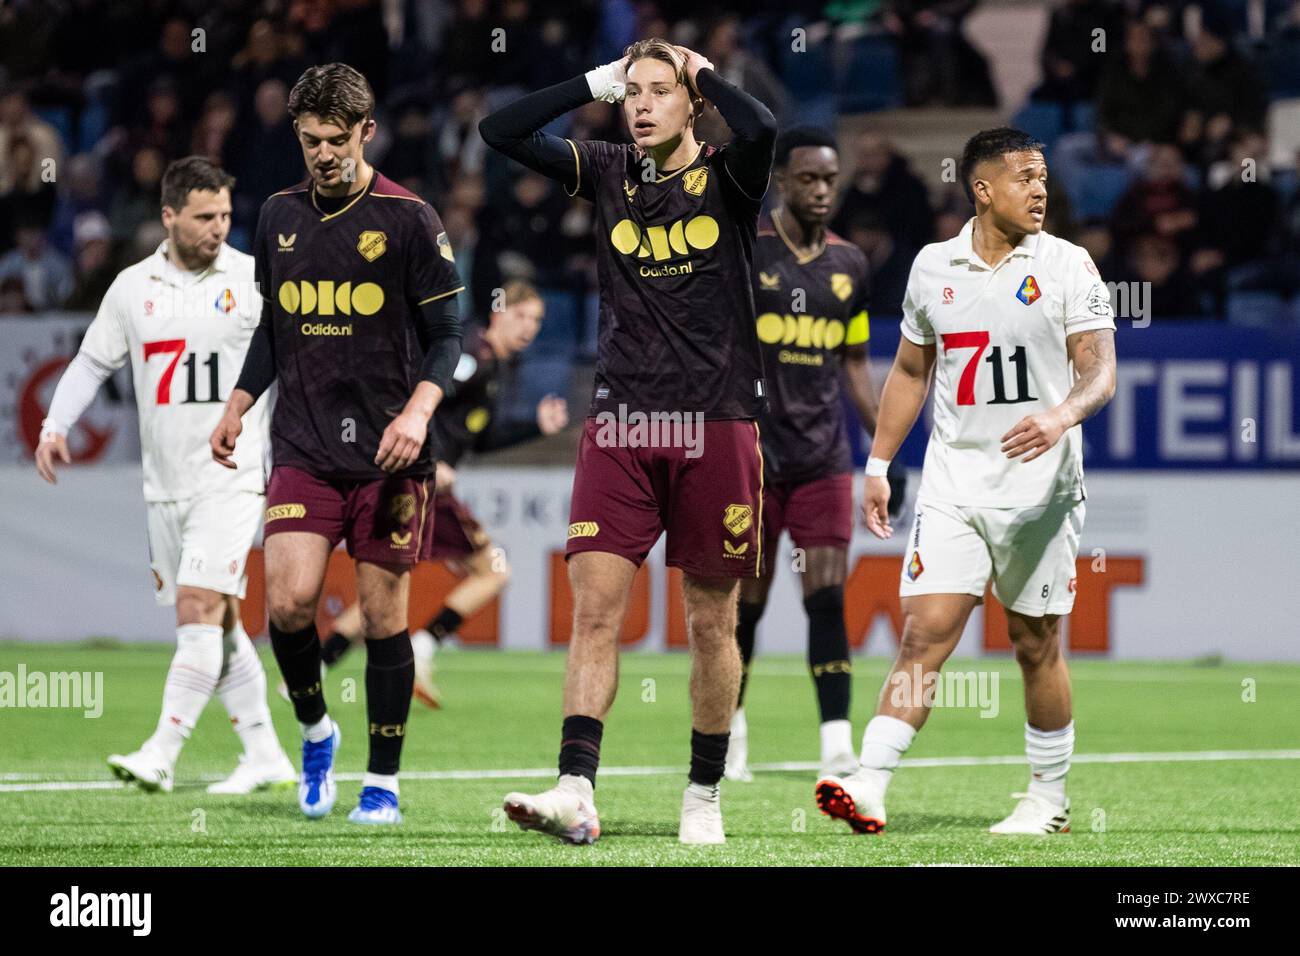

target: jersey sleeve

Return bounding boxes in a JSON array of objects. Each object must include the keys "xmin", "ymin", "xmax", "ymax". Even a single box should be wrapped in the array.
[
  {"xmin": 899, "ymin": 256, "xmax": 934, "ymax": 346},
  {"xmin": 407, "ymin": 202, "xmax": 466, "ymax": 306},
  {"xmin": 845, "ymin": 251, "xmax": 872, "ymax": 346},
  {"xmin": 78, "ymin": 273, "xmax": 131, "ymax": 371},
  {"xmin": 1063, "ymin": 245, "xmax": 1117, "ymax": 335},
  {"xmin": 565, "ymin": 139, "xmax": 626, "ymax": 203}
]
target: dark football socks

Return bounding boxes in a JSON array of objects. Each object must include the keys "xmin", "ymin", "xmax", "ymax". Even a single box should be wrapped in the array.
[
  {"xmin": 427, "ymin": 606, "xmax": 463, "ymax": 642},
  {"xmin": 805, "ymin": 585, "xmax": 851, "ymax": 722},
  {"xmin": 365, "ymin": 631, "xmax": 414, "ymax": 775},
  {"xmin": 735, "ymin": 600, "xmax": 763, "ymax": 707},
  {"xmin": 269, "ymin": 620, "xmax": 327, "ymax": 725},
  {"xmin": 689, "ymin": 729, "xmax": 730, "ymax": 787},
  {"xmin": 319, "ymin": 630, "xmax": 355, "ymax": 668},
  {"xmin": 558, "ymin": 715, "xmax": 603, "ymax": 786}
]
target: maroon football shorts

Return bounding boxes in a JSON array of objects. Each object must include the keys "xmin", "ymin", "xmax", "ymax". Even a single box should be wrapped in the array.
[
  {"xmin": 761, "ymin": 471, "xmax": 854, "ymax": 562},
  {"xmin": 565, "ymin": 417, "xmax": 764, "ymax": 579},
  {"xmin": 428, "ymin": 491, "xmax": 490, "ymax": 560},
  {"xmin": 263, "ymin": 465, "xmax": 434, "ymax": 566}
]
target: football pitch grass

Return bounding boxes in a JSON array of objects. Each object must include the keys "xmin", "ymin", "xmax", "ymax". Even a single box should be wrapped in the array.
[{"xmin": 1, "ymin": 642, "xmax": 1296, "ymax": 867}]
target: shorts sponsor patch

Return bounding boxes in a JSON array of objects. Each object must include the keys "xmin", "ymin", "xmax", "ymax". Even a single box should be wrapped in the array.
[
  {"xmin": 568, "ymin": 521, "xmax": 599, "ymax": 539},
  {"xmin": 265, "ymin": 503, "xmax": 307, "ymax": 523}
]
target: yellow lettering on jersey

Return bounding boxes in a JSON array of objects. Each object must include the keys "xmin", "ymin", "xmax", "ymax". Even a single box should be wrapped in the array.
[
  {"xmin": 266, "ymin": 503, "xmax": 307, "ymax": 522},
  {"xmin": 279, "ymin": 280, "xmax": 384, "ymax": 316},
  {"xmin": 608, "ymin": 215, "xmax": 719, "ymax": 263},
  {"xmin": 568, "ymin": 521, "xmax": 600, "ymax": 539},
  {"xmin": 755, "ymin": 313, "xmax": 846, "ymax": 351}
]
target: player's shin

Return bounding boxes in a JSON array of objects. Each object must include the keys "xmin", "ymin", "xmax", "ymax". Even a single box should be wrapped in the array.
[
  {"xmin": 363, "ymin": 631, "xmax": 415, "ymax": 790},
  {"xmin": 217, "ymin": 621, "xmax": 289, "ymax": 766},
  {"xmin": 1024, "ymin": 720, "xmax": 1074, "ymax": 804},
  {"xmin": 145, "ymin": 623, "xmax": 225, "ymax": 764},
  {"xmin": 805, "ymin": 585, "xmax": 855, "ymax": 773},
  {"xmin": 268, "ymin": 620, "xmax": 329, "ymax": 737}
]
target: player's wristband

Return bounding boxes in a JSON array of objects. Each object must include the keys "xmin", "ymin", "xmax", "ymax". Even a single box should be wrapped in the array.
[
  {"xmin": 585, "ymin": 63, "xmax": 626, "ymax": 103},
  {"xmin": 39, "ymin": 417, "xmax": 65, "ymax": 444},
  {"xmin": 865, "ymin": 457, "xmax": 891, "ymax": 478}
]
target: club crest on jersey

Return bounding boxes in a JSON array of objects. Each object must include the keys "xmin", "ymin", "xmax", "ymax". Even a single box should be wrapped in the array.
[
  {"xmin": 723, "ymin": 504, "xmax": 753, "ymax": 537},
  {"xmin": 759, "ymin": 271, "xmax": 780, "ymax": 289},
  {"xmin": 1016, "ymin": 275, "xmax": 1041, "ymax": 306},
  {"xmin": 830, "ymin": 273, "xmax": 853, "ymax": 302},
  {"xmin": 357, "ymin": 230, "xmax": 387, "ymax": 262},
  {"xmin": 214, "ymin": 288, "xmax": 236, "ymax": 314},
  {"xmin": 907, "ymin": 551, "xmax": 925, "ymax": 581},
  {"xmin": 682, "ymin": 167, "xmax": 708, "ymax": 196}
]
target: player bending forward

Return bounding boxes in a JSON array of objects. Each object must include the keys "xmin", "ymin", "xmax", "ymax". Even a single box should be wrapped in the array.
[
  {"xmin": 311, "ymin": 281, "xmax": 567, "ymax": 705},
  {"xmin": 817, "ymin": 128, "xmax": 1117, "ymax": 836},
  {"xmin": 212, "ymin": 64, "xmax": 462, "ymax": 824},
  {"xmin": 480, "ymin": 39, "xmax": 776, "ymax": 844},
  {"xmin": 37, "ymin": 157, "xmax": 295, "ymax": 794}
]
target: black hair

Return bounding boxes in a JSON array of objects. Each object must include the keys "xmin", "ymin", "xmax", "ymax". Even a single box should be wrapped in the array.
[
  {"xmin": 774, "ymin": 126, "xmax": 839, "ymax": 168},
  {"xmin": 958, "ymin": 127, "xmax": 1045, "ymax": 205}
]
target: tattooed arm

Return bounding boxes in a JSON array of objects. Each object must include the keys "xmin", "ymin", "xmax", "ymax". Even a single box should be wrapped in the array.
[{"xmin": 1000, "ymin": 329, "xmax": 1117, "ymax": 463}]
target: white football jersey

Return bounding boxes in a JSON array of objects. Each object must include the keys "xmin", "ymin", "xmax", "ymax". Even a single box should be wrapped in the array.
[
  {"xmin": 79, "ymin": 241, "xmax": 270, "ymax": 502},
  {"xmin": 901, "ymin": 219, "xmax": 1115, "ymax": 508}
]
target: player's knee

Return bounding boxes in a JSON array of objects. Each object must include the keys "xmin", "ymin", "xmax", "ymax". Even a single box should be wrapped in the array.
[
  {"xmin": 897, "ymin": 612, "xmax": 954, "ymax": 661},
  {"xmin": 1011, "ymin": 624, "xmax": 1061, "ymax": 670},
  {"xmin": 175, "ymin": 588, "xmax": 224, "ymax": 626},
  {"xmin": 267, "ymin": 592, "xmax": 316, "ymax": 632},
  {"xmin": 571, "ymin": 602, "xmax": 621, "ymax": 642}
]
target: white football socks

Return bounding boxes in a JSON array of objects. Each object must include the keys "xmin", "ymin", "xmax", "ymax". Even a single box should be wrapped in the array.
[
  {"xmin": 1025, "ymin": 720, "xmax": 1074, "ymax": 805},
  {"xmin": 857, "ymin": 714, "xmax": 917, "ymax": 792},
  {"xmin": 362, "ymin": 772, "xmax": 398, "ymax": 794},
  {"xmin": 216, "ymin": 621, "xmax": 285, "ymax": 765},
  {"xmin": 820, "ymin": 719, "xmax": 853, "ymax": 759},
  {"xmin": 146, "ymin": 622, "xmax": 224, "ymax": 765},
  {"xmin": 302, "ymin": 715, "xmax": 334, "ymax": 743}
]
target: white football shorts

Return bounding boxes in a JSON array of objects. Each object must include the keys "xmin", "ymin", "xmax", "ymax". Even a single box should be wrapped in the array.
[
  {"xmin": 146, "ymin": 491, "xmax": 263, "ymax": 606},
  {"xmin": 898, "ymin": 495, "xmax": 1085, "ymax": 617}
]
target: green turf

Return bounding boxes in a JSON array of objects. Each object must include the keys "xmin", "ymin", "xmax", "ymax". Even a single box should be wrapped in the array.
[{"xmin": 0, "ymin": 642, "xmax": 1296, "ymax": 866}]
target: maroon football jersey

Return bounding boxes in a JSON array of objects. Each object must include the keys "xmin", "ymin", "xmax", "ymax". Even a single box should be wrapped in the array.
[
  {"xmin": 567, "ymin": 139, "xmax": 768, "ymax": 420},
  {"xmin": 253, "ymin": 171, "xmax": 463, "ymax": 480}
]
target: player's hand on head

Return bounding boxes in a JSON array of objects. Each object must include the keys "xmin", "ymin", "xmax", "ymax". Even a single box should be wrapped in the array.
[
  {"xmin": 34, "ymin": 432, "xmax": 70, "ymax": 484},
  {"xmin": 675, "ymin": 46, "xmax": 714, "ymax": 87},
  {"xmin": 536, "ymin": 394, "xmax": 568, "ymax": 435},
  {"xmin": 1001, "ymin": 410, "xmax": 1067, "ymax": 463},
  {"xmin": 210, "ymin": 413, "xmax": 241, "ymax": 469},
  {"xmin": 862, "ymin": 475, "xmax": 893, "ymax": 539},
  {"xmin": 376, "ymin": 409, "xmax": 426, "ymax": 472}
]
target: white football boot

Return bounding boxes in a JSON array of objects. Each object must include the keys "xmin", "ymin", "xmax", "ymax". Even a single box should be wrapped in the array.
[
  {"xmin": 818, "ymin": 719, "xmax": 858, "ymax": 778},
  {"xmin": 207, "ymin": 752, "xmax": 298, "ymax": 794},
  {"xmin": 815, "ymin": 770, "xmax": 887, "ymax": 834},
  {"xmin": 723, "ymin": 707, "xmax": 753, "ymax": 782},
  {"xmin": 989, "ymin": 792, "xmax": 1070, "ymax": 835},
  {"xmin": 503, "ymin": 774, "xmax": 601, "ymax": 844},
  {"xmin": 679, "ymin": 783, "xmax": 726, "ymax": 844},
  {"xmin": 411, "ymin": 629, "xmax": 442, "ymax": 709},
  {"xmin": 107, "ymin": 748, "xmax": 174, "ymax": 794}
]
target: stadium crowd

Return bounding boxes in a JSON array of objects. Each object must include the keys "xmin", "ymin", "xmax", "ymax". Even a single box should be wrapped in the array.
[{"xmin": 2, "ymin": 0, "xmax": 1299, "ymax": 328}]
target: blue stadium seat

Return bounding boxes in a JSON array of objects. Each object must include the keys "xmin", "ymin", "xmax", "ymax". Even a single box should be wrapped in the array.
[
  {"xmin": 1226, "ymin": 290, "xmax": 1287, "ymax": 327},
  {"xmin": 534, "ymin": 288, "xmax": 579, "ymax": 355},
  {"xmin": 1065, "ymin": 100, "xmax": 1095, "ymax": 135},
  {"xmin": 76, "ymin": 101, "xmax": 109, "ymax": 154},
  {"xmin": 1070, "ymin": 164, "xmax": 1130, "ymax": 219},
  {"xmin": 1012, "ymin": 100, "xmax": 1064, "ymax": 155},
  {"xmin": 835, "ymin": 34, "xmax": 902, "ymax": 114},
  {"xmin": 517, "ymin": 354, "xmax": 574, "ymax": 410}
]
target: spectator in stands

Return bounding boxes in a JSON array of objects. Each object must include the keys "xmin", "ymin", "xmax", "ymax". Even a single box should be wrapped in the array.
[
  {"xmin": 832, "ymin": 132, "xmax": 933, "ymax": 259},
  {"xmin": 1196, "ymin": 130, "xmax": 1279, "ymax": 270},
  {"xmin": 112, "ymin": 16, "xmax": 213, "ymax": 128},
  {"xmin": 437, "ymin": 85, "xmax": 490, "ymax": 181},
  {"xmin": 843, "ymin": 210, "xmax": 910, "ymax": 317},
  {"xmin": 1035, "ymin": 0, "xmax": 1125, "ymax": 104},
  {"xmin": 231, "ymin": 18, "xmax": 310, "ymax": 122},
  {"xmin": 1180, "ymin": 8, "xmax": 1267, "ymax": 164},
  {"xmin": 473, "ymin": 170, "xmax": 574, "ymax": 305},
  {"xmin": 695, "ymin": 12, "xmax": 789, "ymax": 142},
  {"xmin": 1096, "ymin": 18, "xmax": 1186, "ymax": 152},
  {"xmin": 108, "ymin": 146, "xmax": 165, "ymax": 244},
  {"xmin": 883, "ymin": 0, "xmax": 998, "ymax": 107},
  {"xmin": 0, "ymin": 275, "xmax": 33, "ymax": 314},
  {"xmin": 1111, "ymin": 143, "xmax": 1199, "ymax": 252},
  {"xmin": 0, "ymin": 214, "xmax": 74, "ymax": 311},
  {"xmin": 0, "ymin": 87, "xmax": 66, "ymax": 193},
  {"xmin": 1120, "ymin": 232, "xmax": 1206, "ymax": 318},
  {"xmin": 48, "ymin": 154, "xmax": 105, "ymax": 257},
  {"xmin": 229, "ymin": 78, "xmax": 301, "ymax": 230},
  {"xmin": 190, "ymin": 91, "xmax": 239, "ymax": 167},
  {"xmin": 64, "ymin": 211, "xmax": 117, "ymax": 311},
  {"xmin": 1075, "ymin": 217, "xmax": 1120, "ymax": 279},
  {"xmin": 932, "ymin": 187, "xmax": 971, "ymax": 241},
  {"xmin": 0, "ymin": 134, "xmax": 58, "ymax": 247}
]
